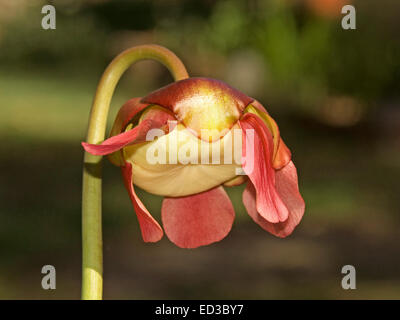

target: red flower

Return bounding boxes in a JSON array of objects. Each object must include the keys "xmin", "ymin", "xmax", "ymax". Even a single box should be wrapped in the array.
[{"xmin": 82, "ymin": 77, "xmax": 305, "ymax": 248}]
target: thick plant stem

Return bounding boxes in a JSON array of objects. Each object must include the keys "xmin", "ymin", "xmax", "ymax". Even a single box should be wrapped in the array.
[{"xmin": 82, "ymin": 45, "xmax": 188, "ymax": 300}]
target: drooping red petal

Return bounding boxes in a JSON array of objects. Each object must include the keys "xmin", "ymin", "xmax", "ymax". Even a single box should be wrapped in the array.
[
  {"xmin": 161, "ymin": 186, "xmax": 235, "ymax": 248},
  {"xmin": 249, "ymin": 100, "xmax": 291, "ymax": 169},
  {"xmin": 239, "ymin": 113, "xmax": 289, "ymax": 223},
  {"xmin": 121, "ymin": 162, "xmax": 163, "ymax": 242},
  {"xmin": 108, "ymin": 99, "xmax": 176, "ymax": 165},
  {"xmin": 107, "ymin": 98, "xmax": 151, "ymax": 166},
  {"xmin": 243, "ymin": 161, "xmax": 305, "ymax": 238},
  {"xmin": 82, "ymin": 118, "xmax": 165, "ymax": 156}
]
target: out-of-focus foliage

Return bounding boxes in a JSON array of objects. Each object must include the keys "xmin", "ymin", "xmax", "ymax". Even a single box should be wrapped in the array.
[
  {"xmin": 0, "ymin": 0, "xmax": 108, "ymax": 72},
  {"xmin": 1, "ymin": 0, "xmax": 399, "ymax": 123}
]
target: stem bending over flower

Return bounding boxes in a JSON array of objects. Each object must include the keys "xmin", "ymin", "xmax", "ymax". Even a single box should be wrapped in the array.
[
  {"xmin": 82, "ymin": 45, "xmax": 188, "ymax": 300},
  {"xmin": 82, "ymin": 45, "xmax": 305, "ymax": 299}
]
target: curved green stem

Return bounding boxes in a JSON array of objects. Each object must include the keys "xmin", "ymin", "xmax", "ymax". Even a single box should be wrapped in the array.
[{"xmin": 82, "ymin": 45, "xmax": 188, "ymax": 300}]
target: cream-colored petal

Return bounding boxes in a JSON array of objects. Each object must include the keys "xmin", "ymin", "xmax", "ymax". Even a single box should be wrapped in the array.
[{"xmin": 123, "ymin": 123, "xmax": 243, "ymax": 197}]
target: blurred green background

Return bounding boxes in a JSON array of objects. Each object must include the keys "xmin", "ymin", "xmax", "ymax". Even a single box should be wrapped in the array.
[{"xmin": 0, "ymin": 0, "xmax": 399, "ymax": 299}]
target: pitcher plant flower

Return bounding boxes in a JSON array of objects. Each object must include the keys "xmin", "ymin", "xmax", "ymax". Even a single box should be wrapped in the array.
[{"xmin": 81, "ymin": 45, "xmax": 304, "ymax": 299}]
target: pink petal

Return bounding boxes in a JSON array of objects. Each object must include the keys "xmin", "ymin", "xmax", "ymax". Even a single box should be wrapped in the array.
[
  {"xmin": 121, "ymin": 162, "xmax": 163, "ymax": 242},
  {"xmin": 106, "ymin": 98, "xmax": 151, "ymax": 166},
  {"xmin": 161, "ymin": 186, "xmax": 235, "ymax": 248},
  {"xmin": 250, "ymin": 100, "xmax": 291, "ymax": 169},
  {"xmin": 243, "ymin": 161, "xmax": 305, "ymax": 237},
  {"xmin": 240, "ymin": 113, "xmax": 289, "ymax": 223},
  {"xmin": 82, "ymin": 118, "xmax": 165, "ymax": 156}
]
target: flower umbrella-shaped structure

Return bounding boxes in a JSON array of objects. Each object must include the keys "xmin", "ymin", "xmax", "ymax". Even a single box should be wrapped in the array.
[{"xmin": 81, "ymin": 45, "xmax": 305, "ymax": 299}]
